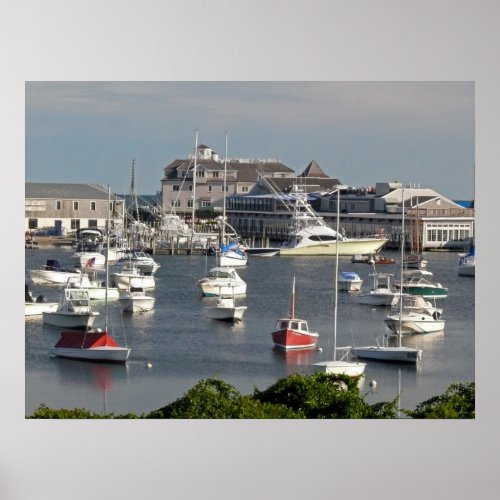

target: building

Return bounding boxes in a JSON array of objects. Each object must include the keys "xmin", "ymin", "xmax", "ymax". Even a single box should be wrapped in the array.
[
  {"xmin": 25, "ymin": 183, "xmax": 125, "ymax": 235},
  {"xmin": 160, "ymin": 144, "xmax": 295, "ymax": 216}
]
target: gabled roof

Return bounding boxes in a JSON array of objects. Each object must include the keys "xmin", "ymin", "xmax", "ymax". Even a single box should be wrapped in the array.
[
  {"xmin": 298, "ymin": 160, "xmax": 330, "ymax": 178},
  {"xmin": 25, "ymin": 183, "xmax": 122, "ymax": 200},
  {"xmin": 252, "ymin": 176, "xmax": 341, "ymax": 195}
]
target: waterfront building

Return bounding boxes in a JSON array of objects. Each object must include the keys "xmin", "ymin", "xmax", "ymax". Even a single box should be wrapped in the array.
[
  {"xmin": 25, "ymin": 183, "xmax": 125, "ymax": 236},
  {"xmin": 160, "ymin": 144, "xmax": 294, "ymax": 215}
]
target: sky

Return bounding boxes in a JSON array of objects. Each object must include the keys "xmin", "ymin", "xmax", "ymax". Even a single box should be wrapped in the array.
[{"xmin": 25, "ymin": 81, "xmax": 475, "ymax": 200}]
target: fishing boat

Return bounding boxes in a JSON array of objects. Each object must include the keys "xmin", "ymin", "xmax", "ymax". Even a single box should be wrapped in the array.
[
  {"xmin": 43, "ymin": 287, "xmax": 99, "ymax": 329},
  {"xmin": 28, "ymin": 259, "xmax": 82, "ymax": 285},
  {"xmin": 268, "ymin": 184, "xmax": 387, "ymax": 257},
  {"xmin": 313, "ymin": 190, "xmax": 367, "ymax": 377},
  {"xmin": 359, "ymin": 272, "xmax": 399, "ymax": 306},
  {"xmin": 338, "ymin": 271, "xmax": 363, "ymax": 292},
  {"xmin": 116, "ymin": 250, "xmax": 160, "ymax": 274},
  {"xmin": 119, "ymin": 286, "xmax": 156, "ymax": 313},
  {"xmin": 51, "ymin": 186, "xmax": 131, "ymax": 363},
  {"xmin": 70, "ymin": 229, "xmax": 106, "ymax": 268},
  {"xmin": 271, "ymin": 274, "xmax": 319, "ymax": 350},
  {"xmin": 197, "ymin": 266, "xmax": 247, "ymax": 297},
  {"xmin": 25, "ymin": 284, "xmax": 58, "ymax": 316},
  {"xmin": 206, "ymin": 286, "xmax": 247, "ymax": 322},
  {"xmin": 112, "ymin": 264, "xmax": 156, "ymax": 290},
  {"xmin": 66, "ymin": 273, "xmax": 120, "ymax": 300},
  {"xmin": 396, "ymin": 269, "xmax": 448, "ymax": 299},
  {"xmin": 353, "ymin": 194, "xmax": 424, "ymax": 362},
  {"xmin": 217, "ymin": 133, "xmax": 248, "ymax": 268}
]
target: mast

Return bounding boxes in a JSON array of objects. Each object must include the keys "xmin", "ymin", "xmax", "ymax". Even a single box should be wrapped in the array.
[
  {"xmin": 222, "ymin": 132, "xmax": 228, "ymax": 249},
  {"xmin": 333, "ymin": 189, "xmax": 340, "ymax": 360},
  {"xmin": 290, "ymin": 273, "xmax": 296, "ymax": 319},
  {"xmin": 130, "ymin": 159, "xmax": 139, "ymax": 223},
  {"xmin": 398, "ymin": 188, "xmax": 405, "ymax": 346},
  {"xmin": 105, "ymin": 185, "xmax": 111, "ymax": 332},
  {"xmin": 191, "ymin": 130, "xmax": 198, "ymax": 237}
]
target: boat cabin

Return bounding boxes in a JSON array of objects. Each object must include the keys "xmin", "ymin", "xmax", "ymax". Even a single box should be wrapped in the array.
[{"xmin": 275, "ymin": 319, "xmax": 309, "ymax": 332}]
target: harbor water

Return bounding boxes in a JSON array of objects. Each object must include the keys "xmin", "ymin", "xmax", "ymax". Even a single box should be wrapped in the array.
[{"xmin": 25, "ymin": 246, "xmax": 475, "ymax": 416}]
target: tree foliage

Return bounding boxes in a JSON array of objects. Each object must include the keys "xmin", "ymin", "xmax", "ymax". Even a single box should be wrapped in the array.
[
  {"xmin": 404, "ymin": 382, "xmax": 475, "ymax": 419},
  {"xmin": 27, "ymin": 376, "xmax": 473, "ymax": 420}
]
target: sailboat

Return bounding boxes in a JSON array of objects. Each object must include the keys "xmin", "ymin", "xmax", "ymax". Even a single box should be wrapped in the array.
[
  {"xmin": 218, "ymin": 132, "xmax": 248, "ymax": 268},
  {"xmin": 403, "ymin": 188, "xmax": 427, "ymax": 269},
  {"xmin": 353, "ymin": 189, "xmax": 423, "ymax": 363},
  {"xmin": 313, "ymin": 190, "xmax": 366, "ymax": 377},
  {"xmin": 270, "ymin": 274, "xmax": 319, "ymax": 350},
  {"xmin": 51, "ymin": 186, "xmax": 131, "ymax": 363}
]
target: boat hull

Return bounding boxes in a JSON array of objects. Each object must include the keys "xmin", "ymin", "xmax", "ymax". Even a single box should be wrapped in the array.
[
  {"xmin": 206, "ymin": 305, "xmax": 247, "ymax": 322},
  {"xmin": 29, "ymin": 270, "xmax": 81, "ymax": 285},
  {"xmin": 359, "ymin": 292, "xmax": 396, "ymax": 306},
  {"xmin": 279, "ymin": 238, "xmax": 386, "ymax": 257},
  {"xmin": 458, "ymin": 264, "xmax": 475, "ymax": 276},
  {"xmin": 50, "ymin": 346, "xmax": 130, "ymax": 363},
  {"xmin": 199, "ymin": 282, "xmax": 246, "ymax": 297},
  {"xmin": 25, "ymin": 302, "xmax": 59, "ymax": 316},
  {"xmin": 313, "ymin": 360, "xmax": 366, "ymax": 377},
  {"xmin": 219, "ymin": 252, "xmax": 248, "ymax": 267},
  {"xmin": 119, "ymin": 297, "xmax": 156, "ymax": 313},
  {"xmin": 401, "ymin": 286, "xmax": 448, "ymax": 299},
  {"xmin": 271, "ymin": 328, "xmax": 319, "ymax": 350},
  {"xmin": 338, "ymin": 279, "xmax": 363, "ymax": 292},
  {"xmin": 112, "ymin": 274, "xmax": 155, "ymax": 290},
  {"xmin": 353, "ymin": 346, "xmax": 422, "ymax": 363},
  {"xmin": 42, "ymin": 311, "xmax": 99, "ymax": 329},
  {"xmin": 384, "ymin": 315, "xmax": 445, "ymax": 334}
]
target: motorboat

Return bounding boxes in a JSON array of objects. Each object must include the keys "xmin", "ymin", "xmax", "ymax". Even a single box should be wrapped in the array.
[
  {"xmin": 43, "ymin": 287, "xmax": 99, "ymax": 329},
  {"xmin": 66, "ymin": 273, "xmax": 120, "ymax": 301},
  {"xmin": 119, "ymin": 286, "xmax": 156, "ymax": 313},
  {"xmin": 395, "ymin": 270, "xmax": 448, "ymax": 299},
  {"xmin": 25, "ymin": 284, "xmax": 58, "ymax": 316},
  {"xmin": 197, "ymin": 266, "xmax": 246, "ymax": 297},
  {"xmin": 384, "ymin": 308, "xmax": 446, "ymax": 335},
  {"xmin": 112, "ymin": 265, "xmax": 156, "ymax": 290},
  {"xmin": 71, "ymin": 229, "xmax": 106, "ymax": 268},
  {"xmin": 218, "ymin": 241, "xmax": 248, "ymax": 267},
  {"xmin": 338, "ymin": 271, "xmax": 363, "ymax": 292},
  {"xmin": 28, "ymin": 259, "xmax": 82, "ymax": 285},
  {"xmin": 359, "ymin": 272, "xmax": 399, "ymax": 306},
  {"xmin": 273, "ymin": 185, "xmax": 387, "ymax": 257},
  {"xmin": 116, "ymin": 250, "xmax": 160, "ymax": 274},
  {"xmin": 404, "ymin": 253, "xmax": 428, "ymax": 270},
  {"xmin": 206, "ymin": 288, "xmax": 247, "ymax": 322},
  {"xmin": 271, "ymin": 275, "xmax": 319, "ymax": 350},
  {"xmin": 50, "ymin": 329, "xmax": 130, "ymax": 363},
  {"xmin": 458, "ymin": 247, "xmax": 475, "ymax": 277}
]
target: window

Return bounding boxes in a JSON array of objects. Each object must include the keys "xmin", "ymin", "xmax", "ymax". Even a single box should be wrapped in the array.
[
  {"xmin": 73, "ymin": 201, "xmax": 79, "ymax": 211},
  {"xmin": 56, "ymin": 200, "xmax": 62, "ymax": 210},
  {"xmin": 196, "ymin": 170, "xmax": 205, "ymax": 178},
  {"xmin": 189, "ymin": 185, "xmax": 193, "ymax": 192},
  {"xmin": 241, "ymin": 186, "xmax": 249, "ymax": 193},
  {"xmin": 90, "ymin": 201, "xmax": 96, "ymax": 211},
  {"xmin": 212, "ymin": 172, "xmax": 220, "ymax": 178},
  {"xmin": 71, "ymin": 219, "xmax": 81, "ymax": 230},
  {"xmin": 187, "ymin": 200, "xmax": 193, "ymax": 208},
  {"xmin": 28, "ymin": 218, "xmax": 38, "ymax": 229},
  {"xmin": 201, "ymin": 200, "xmax": 211, "ymax": 208},
  {"xmin": 88, "ymin": 219, "xmax": 97, "ymax": 228},
  {"xmin": 170, "ymin": 200, "xmax": 181, "ymax": 208},
  {"xmin": 173, "ymin": 185, "xmax": 180, "ymax": 191},
  {"xmin": 208, "ymin": 185, "xmax": 212, "ymax": 192},
  {"xmin": 221, "ymin": 186, "xmax": 228, "ymax": 192}
]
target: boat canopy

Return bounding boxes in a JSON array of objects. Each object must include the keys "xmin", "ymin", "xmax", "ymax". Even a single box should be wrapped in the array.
[{"xmin": 54, "ymin": 331, "xmax": 120, "ymax": 349}]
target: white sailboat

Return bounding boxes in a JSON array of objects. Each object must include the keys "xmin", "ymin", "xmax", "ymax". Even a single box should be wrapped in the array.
[
  {"xmin": 218, "ymin": 132, "xmax": 248, "ymax": 268},
  {"xmin": 51, "ymin": 186, "xmax": 131, "ymax": 363},
  {"xmin": 313, "ymin": 190, "xmax": 367, "ymax": 377},
  {"xmin": 354, "ymin": 189, "xmax": 423, "ymax": 363}
]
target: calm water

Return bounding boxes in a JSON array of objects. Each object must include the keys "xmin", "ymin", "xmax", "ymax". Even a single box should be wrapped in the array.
[{"xmin": 25, "ymin": 246, "xmax": 475, "ymax": 416}]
